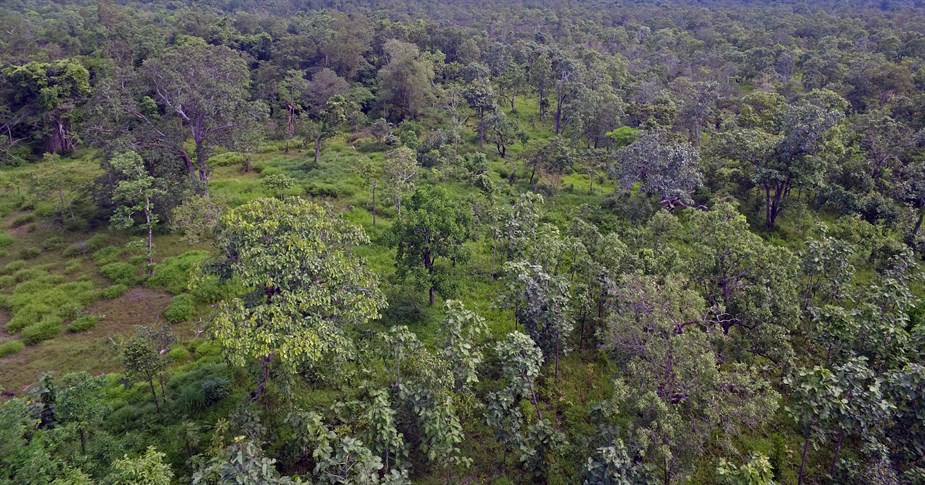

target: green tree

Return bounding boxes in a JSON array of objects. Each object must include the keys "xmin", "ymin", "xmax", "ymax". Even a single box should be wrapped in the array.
[
  {"xmin": 378, "ymin": 40, "xmax": 435, "ymax": 121},
  {"xmin": 142, "ymin": 43, "xmax": 266, "ymax": 191},
  {"xmin": 109, "ymin": 150, "xmax": 163, "ymax": 272},
  {"xmin": 122, "ymin": 331, "xmax": 171, "ymax": 415},
  {"xmin": 210, "ymin": 197, "xmax": 385, "ymax": 398},
  {"xmin": 612, "ymin": 130, "xmax": 702, "ymax": 210},
  {"xmin": 437, "ymin": 300, "xmax": 487, "ymax": 393},
  {"xmin": 463, "ymin": 78, "xmax": 496, "ymax": 149},
  {"xmin": 391, "ymin": 187, "xmax": 472, "ymax": 305},
  {"xmin": 382, "ymin": 146, "xmax": 418, "ymax": 216},
  {"xmin": 306, "ymin": 94, "xmax": 355, "ymax": 165},
  {"xmin": 486, "ymin": 108, "xmax": 527, "ymax": 158},
  {"xmin": 1, "ymin": 58, "xmax": 90, "ymax": 154},
  {"xmin": 108, "ymin": 447, "xmax": 174, "ymax": 485}
]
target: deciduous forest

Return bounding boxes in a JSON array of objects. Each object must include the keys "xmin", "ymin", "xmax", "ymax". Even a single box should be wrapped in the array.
[{"xmin": 1, "ymin": 0, "xmax": 925, "ymax": 483}]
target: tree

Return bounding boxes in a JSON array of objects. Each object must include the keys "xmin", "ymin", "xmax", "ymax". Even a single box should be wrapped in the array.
[
  {"xmin": 383, "ymin": 146, "xmax": 418, "ymax": 217},
  {"xmin": 142, "ymin": 43, "xmax": 266, "ymax": 191},
  {"xmin": 378, "ymin": 40, "xmax": 435, "ymax": 121},
  {"xmin": 437, "ymin": 300, "xmax": 487, "ymax": 393},
  {"xmin": 193, "ymin": 436, "xmax": 296, "ymax": 485},
  {"xmin": 276, "ymin": 70, "xmax": 311, "ymax": 150},
  {"xmin": 306, "ymin": 94, "xmax": 355, "ymax": 165},
  {"xmin": 601, "ymin": 274, "xmax": 778, "ymax": 484},
  {"xmin": 530, "ymin": 51, "xmax": 553, "ymax": 119},
  {"xmin": 486, "ymin": 108, "xmax": 527, "ymax": 158},
  {"xmin": 391, "ymin": 187, "xmax": 472, "ymax": 305},
  {"xmin": 109, "ymin": 151, "xmax": 163, "ymax": 272},
  {"xmin": 463, "ymin": 79, "xmax": 496, "ymax": 149},
  {"xmin": 714, "ymin": 91, "xmax": 845, "ymax": 228},
  {"xmin": 1, "ymin": 58, "xmax": 90, "ymax": 155},
  {"xmin": 503, "ymin": 260, "xmax": 572, "ymax": 384},
  {"xmin": 55, "ymin": 373, "xmax": 108, "ymax": 456},
  {"xmin": 612, "ymin": 130, "xmax": 702, "ymax": 210},
  {"xmin": 108, "ymin": 447, "xmax": 174, "ymax": 485},
  {"xmin": 210, "ymin": 197, "xmax": 385, "ymax": 399},
  {"xmin": 583, "ymin": 441, "xmax": 646, "ymax": 485},
  {"xmin": 361, "ymin": 389, "xmax": 406, "ymax": 474},
  {"xmin": 122, "ymin": 329, "xmax": 172, "ymax": 415}
]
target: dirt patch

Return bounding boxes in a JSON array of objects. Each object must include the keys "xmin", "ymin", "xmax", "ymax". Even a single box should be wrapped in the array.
[
  {"xmin": 87, "ymin": 287, "xmax": 174, "ymax": 329},
  {"xmin": 0, "ymin": 287, "xmax": 174, "ymax": 397}
]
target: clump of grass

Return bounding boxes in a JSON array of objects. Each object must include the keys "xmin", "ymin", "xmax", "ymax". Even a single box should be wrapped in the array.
[
  {"xmin": 0, "ymin": 340, "xmax": 24, "ymax": 357},
  {"xmin": 163, "ymin": 293, "xmax": 194, "ymax": 323},
  {"xmin": 64, "ymin": 261, "xmax": 83, "ymax": 274},
  {"xmin": 0, "ymin": 275, "xmax": 13, "ymax": 288},
  {"xmin": 18, "ymin": 247, "xmax": 40, "ymax": 259},
  {"xmin": 101, "ymin": 284, "xmax": 128, "ymax": 299},
  {"xmin": 62, "ymin": 233, "xmax": 109, "ymax": 257},
  {"xmin": 0, "ymin": 230, "xmax": 12, "ymax": 248},
  {"xmin": 148, "ymin": 251, "xmax": 209, "ymax": 294},
  {"xmin": 68, "ymin": 314, "xmax": 98, "ymax": 333},
  {"xmin": 1, "ymin": 260, "xmax": 27, "ymax": 275},
  {"xmin": 22, "ymin": 316, "xmax": 62, "ymax": 345},
  {"xmin": 100, "ymin": 261, "xmax": 143, "ymax": 286},
  {"xmin": 10, "ymin": 213, "xmax": 34, "ymax": 227},
  {"xmin": 5, "ymin": 277, "xmax": 98, "ymax": 333}
]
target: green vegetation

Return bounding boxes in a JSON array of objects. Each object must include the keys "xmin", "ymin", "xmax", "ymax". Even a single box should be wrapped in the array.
[{"xmin": 0, "ymin": 0, "xmax": 924, "ymax": 484}]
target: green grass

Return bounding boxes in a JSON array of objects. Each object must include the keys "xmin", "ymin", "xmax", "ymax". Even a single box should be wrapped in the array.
[
  {"xmin": 148, "ymin": 250, "xmax": 209, "ymax": 294},
  {"xmin": 0, "ymin": 340, "xmax": 24, "ymax": 357},
  {"xmin": 163, "ymin": 293, "xmax": 195, "ymax": 323}
]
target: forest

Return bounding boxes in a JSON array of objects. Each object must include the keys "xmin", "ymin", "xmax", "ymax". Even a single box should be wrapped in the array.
[{"xmin": 0, "ymin": 0, "xmax": 924, "ymax": 483}]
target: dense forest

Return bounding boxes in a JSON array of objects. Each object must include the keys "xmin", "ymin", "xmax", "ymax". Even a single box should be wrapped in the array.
[{"xmin": 1, "ymin": 0, "xmax": 925, "ymax": 483}]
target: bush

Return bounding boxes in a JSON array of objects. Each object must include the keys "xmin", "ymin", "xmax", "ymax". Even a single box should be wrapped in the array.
[
  {"xmin": 101, "ymin": 261, "xmax": 142, "ymax": 286},
  {"xmin": 22, "ymin": 316, "xmax": 62, "ymax": 345},
  {"xmin": 0, "ymin": 260, "xmax": 27, "ymax": 275},
  {"xmin": 64, "ymin": 261, "xmax": 83, "ymax": 274},
  {"xmin": 168, "ymin": 363, "xmax": 231, "ymax": 413},
  {"xmin": 0, "ymin": 340, "xmax": 24, "ymax": 357},
  {"xmin": 190, "ymin": 275, "xmax": 226, "ymax": 303},
  {"xmin": 147, "ymin": 251, "xmax": 208, "ymax": 294},
  {"xmin": 0, "ymin": 275, "xmax": 13, "ymax": 288},
  {"xmin": 10, "ymin": 213, "xmax": 34, "ymax": 228},
  {"xmin": 0, "ymin": 230, "xmax": 12, "ymax": 248},
  {"xmin": 42, "ymin": 236, "xmax": 65, "ymax": 250},
  {"xmin": 18, "ymin": 247, "xmax": 40, "ymax": 260},
  {"xmin": 7, "ymin": 303, "xmax": 53, "ymax": 331},
  {"xmin": 63, "ymin": 234, "xmax": 109, "ymax": 257},
  {"xmin": 68, "ymin": 314, "xmax": 98, "ymax": 333},
  {"xmin": 163, "ymin": 294, "xmax": 194, "ymax": 323},
  {"xmin": 92, "ymin": 246, "xmax": 125, "ymax": 265},
  {"xmin": 101, "ymin": 284, "xmax": 128, "ymax": 299},
  {"xmin": 209, "ymin": 151, "xmax": 246, "ymax": 167}
]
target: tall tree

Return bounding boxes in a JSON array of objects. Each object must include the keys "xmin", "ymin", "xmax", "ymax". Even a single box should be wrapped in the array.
[
  {"xmin": 210, "ymin": 197, "xmax": 385, "ymax": 399},
  {"xmin": 391, "ymin": 186, "xmax": 472, "ymax": 305},
  {"xmin": 378, "ymin": 40, "xmax": 435, "ymax": 121},
  {"xmin": 142, "ymin": 43, "xmax": 266, "ymax": 191},
  {"xmin": 109, "ymin": 150, "xmax": 163, "ymax": 272}
]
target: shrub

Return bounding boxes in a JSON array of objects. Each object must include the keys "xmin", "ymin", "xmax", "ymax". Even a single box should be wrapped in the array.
[
  {"xmin": 0, "ymin": 260, "xmax": 27, "ymax": 275},
  {"xmin": 0, "ymin": 275, "xmax": 13, "ymax": 288},
  {"xmin": 0, "ymin": 340, "xmax": 24, "ymax": 357},
  {"xmin": 190, "ymin": 275, "xmax": 226, "ymax": 303},
  {"xmin": 7, "ymin": 303, "xmax": 53, "ymax": 331},
  {"xmin": 64, "ymin": 261, "xmax": 83, "ymax": 274},
  {"xmin": 68, "ymin": 315, "xmax": 98, "ymax": 333},
  {"xmin": 210, "ymin": 151, "xmax": 246, "ymax": 167},
  {"xmin": 22, "ymin": 316, "xmax": 62, "ymax": 345},
  {"xmin": 163, "ymin": 294, "xmax": 194, "ymax": 323},
  {"xmin": 10, "ymin": 213, "xmax": 34, "ymax": 227},
  {"xmin": 18, "ymin": 247, "xmax": 40, "ymax": 260},
  {"xmin": 147, "ymin": 251, "xmax": 208, "ymax": 294},
  {"xmin": 0, "ymin": 230, "xmax": 12, "ymax": 248},
  {"xmin": 101, "ymin": 261, "xmax": 142, "ymax": 286},
  {"xmin": 42, "ymin": 236, "xmax": 65, "ymax": 250},
  {"xmin": 101, "ymin": 284, "xmax": 128, "ymax": 299},
  {"xmin": 92, "ymin": 246, "xmax": 125, "ymax": 265}
]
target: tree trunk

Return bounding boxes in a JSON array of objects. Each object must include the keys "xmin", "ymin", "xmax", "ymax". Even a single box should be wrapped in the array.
[
  {"xmin": 529, "ymin": 381, "xmax": 542, "ymax": 421},
  {"xmin": 911, "ymin": 206, "xmax": 924, "ymax": 241},
  {"xmin": 830, "ymin": 428, "xmax": 845, "ymax": 476},
  {"xmin": 252, "ymin": 354, "xmax": 273, "ymax": 401},
  {"xmin": 145, "ymin": 196, "xmax": 154, "ymax": 275},
  {"xmin": 478, "ymin": 111, "xmax": 486, "ymax": 149},
  {"xmin": 314, "ymin": 134, "xmax": 322, "ymax": 165},
  {"xmin": 371, "ymin": 180, "xmax": 377, "ymax": 226},
  {"xmin": 554, "ymin": 97, "xmax": 563, "ymax": 135},
  {"xmin": 79, "ymin": 428, "xmax": 87, "ymax": 455},
  {"xmin": 797, "ymin": 423, "xmax": 815, "ymax": 485},
  {"xmin": 148, "ymin": 377, "xmax": 162, "ymax": 415}
]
